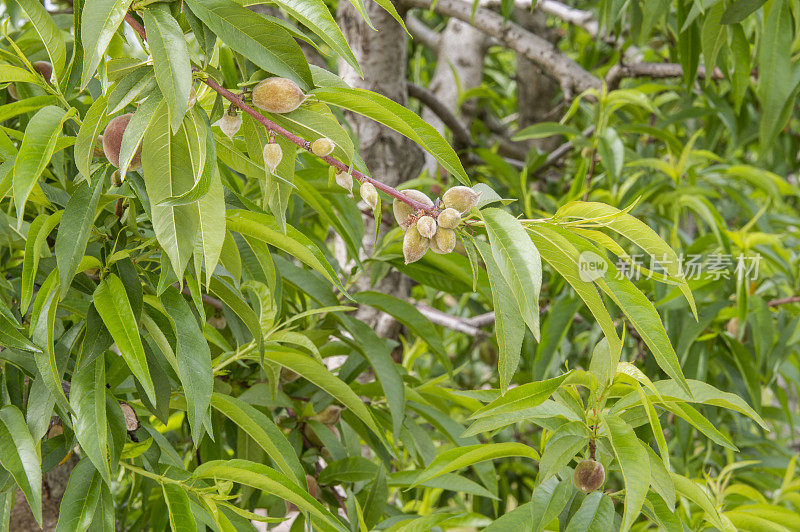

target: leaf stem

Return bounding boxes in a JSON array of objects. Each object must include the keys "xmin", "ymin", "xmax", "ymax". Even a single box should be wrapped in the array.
[{"xmin": 123, "ymin": 13, "xmax": 437, "ymax": 214}]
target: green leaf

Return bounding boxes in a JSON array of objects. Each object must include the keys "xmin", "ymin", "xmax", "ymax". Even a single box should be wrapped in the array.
[
  {"xmin": 340, "ymin": 316, "xmax": 405, "ymax": 440},
  {"xmin": 354, "ymin": 291, "xmax": 449, "ymax": 372},
  {"xmin": 534, "ymin": 224, "xmax": 690, "ymax": 395},
  {"xmin": 30, "ymin": 272, "xmax": 71, "ymax": 414},
  {"xmin": 242, "ymin": 347, "xmax": 384, "ymax": 442},
  {"xmin": 555, "ymin": 201, "xmax": 696, "ymax": 317},
  {"xmin": 531, "ymin": 474, "xmax": 573, "ymax": 532},
  {"xmin": 143, "ymin": 5, "xmax": 192, "ymax": 133},
  {"xmin": 210, "ymin": 393, "xmax": 305, "ymax": 485},
  {"xmin": 387, "ymin": 472, "xmax": 498, "ymax": 500},
  {"xmin": 538, "ymin": 422, "xmax": 590, "ymax": 482},
  {"xmin": 482, "ymin": 502, "xmax": 533, "ymax": 531},
  {"xmin": 313, "ymin": 87, "xmax": 469, "ymax": 185},
  {"xmin": 472, "ymin": 237, "xmax": 525, "ymax": 393},
  {"xmin": 612, "ymin": 378, "xmax": 768, "ymax": 430},
  {"xmin": 318, "ymin": 457, "xmax": 377, "ymax": 484},
  {"xmin": 93, "ymin": 274, "xmax": 156, "ymax": 403},
  {"xmin": 411, "ymin": 443, "xmax": 539, "ymax": 487},
  {"xmin": 197, "ymin": 166, "xmax": 226, "ymax": 284},
  {"xmin": 119, "ymin": 90, "xmax": 160, "ymax": 180},
  {"xmin": 480, "ymin": 208, "xmax": 542, "ymax": 340},
  {"xmin": 512, "ymin": 122, "xmax": 579, "ymax": 141},
  {"xmin": 193, "ymin": 460, "xmax": 348, "ymax": 532},
  {"xmin": 55, "ymin": 176, "xmax": 103, "ymax": 300},
  {"xmin": 184, "ymin": 0, "xmax": 312, "ymax": 89},
  {"xmin": 0, "ymin": 64, "xmax": 44, "ymax": 84},
  {"xmin": 162, "ymin": 484, "xmax": 196, "ymax": 532},
  {"xmin": 13, "ymin": 105, "xmax": 72, "ymax": 226},
  {"xmin": 0, "ymin": 405, "xmax": 42, "ymax": 525},
  {"xmin": 527, "ymin": 224, "xmax": 622, "ymax": 356},
  {"xmin": 226, "ymin": 209, "xmax": 350, "ymax": 297},
  {"xmin": 74, "ymin": 94, "xmax": 108, "ymax": 181},
  {"xmin": 265, "ymin": 0, "xmax": 361, "ymax": 75},
  {"xmin": 670, "ymin": 473, "xmax": 726, "ymax": 530},
  {"xmin": 161, "ymin": 287, "xmax": 212, "ymax": 443},
  {"xmin": 756, "ymin": 0, "xmax": 800, "ymax": 148},
  {"xmin": 69, "ymin": 357, "xmax": 111, "ymax": 486},
  {"xmin": 15, "ymin": 0, "xmax": 67, "ymax": 76},
  {"xmin": 81, "ymin": 0, "xmax": 134, "ymax": 88},
  {"xmin": 565, "ymin": 492, "xmax": 615, "ymax": 532},
  {"xmin": 107, "ymin": 66, "xmax": 156, "ymax": 114},
  {"xmin": 142, "ymin": 101, "xmax": 200, "ymax": 278},
  {"xmin": 721, "ymin": 0, "xmax": 767, "ymax": 23},
  {"xmin": 55, "ymin": 458, "xmax": 102, "ymax": 532},
  {"xmin": 604, "ymin": 413, "xmax": 649, "ymax": 531},
  {"xmin": 469, "ymin": 373, "xmax": 570, "ymax": 420}
]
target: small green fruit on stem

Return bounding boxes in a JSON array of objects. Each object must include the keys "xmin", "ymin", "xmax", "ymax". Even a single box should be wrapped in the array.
[
  {"xmin": 442, "ymin": 185, "xmax": 480, "ymax": 213},
  {"xmin": 310, "ymin": 137, "xmax": 335, "ymax": 157},
  {"xmin": 393, "ymin": 189, "xmax": 435, "ymax": 229},
  {"xmin": 573, "ymin": 459, "xmax": 605, "ymax": 493},
  {"xmin": 359, "ymin": 181, "xmax": 379, "ymax": 209},
  {"xmin": 416, "ymin": 216, "xmax": 437, "ymax": 238},
  {"xmin": 252, "ymin": 77, "xmax": 306, "ymax": 113},
  {"xmin": 403, "ymin": 224, "xmax": 429, "ymax": 264},
  {"xmin": 262, "ymin": 142, "xmax": 283, "ymax": 173},
  {"xmin": 103, "ymin": 113, "xmax": 141, "ymax": 169}
]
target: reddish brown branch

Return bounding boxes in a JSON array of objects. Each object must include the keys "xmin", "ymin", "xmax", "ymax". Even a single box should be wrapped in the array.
[
  {"xmin": 123, "ymin": 13, "xmax": 437, "ymax": 214},
  {"xmin": 768, "ymin": 296, "xmax": 800, "ymax": 307}
]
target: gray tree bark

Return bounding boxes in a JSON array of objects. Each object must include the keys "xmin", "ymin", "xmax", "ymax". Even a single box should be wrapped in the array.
[
  {"xmin": 421, "ymin": 19, "xmax": 487, "ymax": 176},
  {"xmin": 515, "ymin": 8, "xmax": 562, "ymax": 152},
  {"xmin": 337, "ymin": 1, "xmax": 425, "ymax": 338}
]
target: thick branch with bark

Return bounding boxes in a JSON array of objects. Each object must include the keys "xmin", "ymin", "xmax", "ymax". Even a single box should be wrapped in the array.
[
  {"xmin": 400, "ymin": 0, "xmax": 601, "ymax": 96},
  {"xmin": 605, "ymin": 62, "xmax": 724, "ymax": 90}
]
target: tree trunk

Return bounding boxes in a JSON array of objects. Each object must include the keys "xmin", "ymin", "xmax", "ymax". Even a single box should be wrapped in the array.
[
  {"xmin": 515, "ymin": 8, "xmax": 561, "ymax": 152},
  {"xmin": 421, "ymin": 19, "xmax": 487, "ymax": 176},
  {"xmin": 337, "ymin": 1, "xmax": 425, "ymax": 338}
]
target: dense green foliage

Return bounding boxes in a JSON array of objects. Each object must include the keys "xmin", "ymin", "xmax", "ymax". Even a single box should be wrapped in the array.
[{"xmin": 0, "ymin": 0, "xmax": 798, "ymax": 530}]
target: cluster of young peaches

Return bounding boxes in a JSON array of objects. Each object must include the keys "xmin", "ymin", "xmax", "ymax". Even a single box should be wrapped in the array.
[{"xmin": 393, "ymin": 186, "xmax": 480, "ymax": 264}]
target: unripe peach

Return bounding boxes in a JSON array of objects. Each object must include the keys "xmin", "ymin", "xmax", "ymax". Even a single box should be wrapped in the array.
[
  {"xmin": 252, "ymin": 77, "xmax": 306, "ymax": 114},
  {"xmin": 573, "ymin": 460, "xmax": 605, "ymax": 493},
  {"xmin": 359, "ymin": 181, "xmax": 378, "ymax": 209},
  {"xmin": 416, "ymin": 216, "xmax": 437, "ymax": 239},
  {"xmin": 310, "ymin": 137, "xmax": 334, "ymax": 157},
  {"xmin": 208, "ymin": 314, "xmax": 227, "ymax": 330},
  {"xmin": 392, "ymin": 189, "xmax": 434, "ymax": 229},
  {"xmin": 262, "ymin": 142, "xmax": 283, "ymax": 173},
  {"xmin": 306, "ymin": 475, "xmax": 320, "ymax": 498},
  {"xmin": 403, "ymin": 224, "xmax": 429, "ymax": 264},
  {"xmin": 280, "ymin": 368, "xmax": 300, "ymax": 384},
  {"xmin": 335, "ymin": 171, "xmax": 353, "ymax": 194},
  {"xmin": 110, "ymin": 170, "xmax": 123, "ymax": 187},
  {"xmin": 437, "ymin": 207, "xmax": 461, "ymax": 229},
  {"xmin": 219, "ymin": 112, "xmax": 241, "ymax": 140},
  {"xmin": 311, "ymin": 405, "xmax": 342, "ymax": 426},
  {"xmin": 442, "ymin": 186, "xmax": 481, "ymax": 214},
  {"xmin": 33, "ymin": 61, "xmax": 53, "ymax": 83},
  {"xmin": 103, "ymin": 113, "xmax": 141, "ymax": 169},
  {"xmin": 433, "ymin": 228, "xmax": 456, "ymax": 254}
]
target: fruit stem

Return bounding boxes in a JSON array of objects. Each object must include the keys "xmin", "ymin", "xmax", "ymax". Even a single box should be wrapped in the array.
[{"xmin": 123, "ymin": 13, "xmax": 437, "ymax": 214}]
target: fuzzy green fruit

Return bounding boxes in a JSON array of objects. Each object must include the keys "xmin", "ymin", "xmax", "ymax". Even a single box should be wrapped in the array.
[
  {"xmin": 573, "ymin": 460, "xmax": 605, "ymax": 493},
  {"xmin": 252, "ymin": 77, "xmax": 306, "ymax": 113},
  {"xmin": 403, "ymin": 224, "xmax": 429, "ymax": 264},
  {"xmin": 392, "ymin": 189, "xmax": 434, "ymax": 229},
  {"xmin": 442, "ymin": 185, "xmax": 480, "ymax": 214}
]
